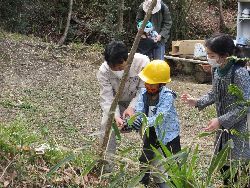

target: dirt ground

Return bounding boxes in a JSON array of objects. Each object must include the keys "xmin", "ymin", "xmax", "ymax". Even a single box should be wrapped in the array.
[{"xmin": 0, "ymin": 33, "xmax": 216, "ymax": 185}]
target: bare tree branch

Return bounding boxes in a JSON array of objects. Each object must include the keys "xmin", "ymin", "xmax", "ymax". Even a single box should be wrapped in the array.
[
  {"xmin": 58, "ymin": 0, "xmax": 73, "ymax": 45},
  {"xmin": 218, "ymin": 0, "xmax": 226, "ymax": 32},
  {"xmin": 117, "ymin": 0, "xmax": 124, "ymax": 32},
  {"xmin": 0, "ymin": 154, "xmax": 18, "ymax": 180}
]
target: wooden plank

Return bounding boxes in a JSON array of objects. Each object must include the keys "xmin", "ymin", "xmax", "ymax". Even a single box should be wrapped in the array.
[
  {"xmin": 165, "ymin": 55, "xmax": 208, "ymax": 64},
  {"xmin": 179, "ymin": 54, "xmax": 194, "ymax": 59}
]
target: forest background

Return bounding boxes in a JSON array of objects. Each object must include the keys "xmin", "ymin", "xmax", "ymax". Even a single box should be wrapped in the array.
[{"xmin": 0, "ymin": 0, "xmax": 238, "ymax": 48}]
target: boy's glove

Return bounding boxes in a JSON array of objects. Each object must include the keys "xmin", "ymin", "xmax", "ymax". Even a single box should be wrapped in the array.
[{"xmin": 131, "ymin": 118, "xmax": 142, "ymax": 131}]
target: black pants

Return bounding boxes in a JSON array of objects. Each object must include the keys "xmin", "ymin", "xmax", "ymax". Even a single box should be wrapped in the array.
[{"xmin": 139, "ymin": 127, "xmax": 181, "ymax": 185}]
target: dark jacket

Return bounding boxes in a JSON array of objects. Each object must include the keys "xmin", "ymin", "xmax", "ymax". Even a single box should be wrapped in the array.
[{"xmin": 136, "ymin": 2, "xmax": 172, "ymax": 44}]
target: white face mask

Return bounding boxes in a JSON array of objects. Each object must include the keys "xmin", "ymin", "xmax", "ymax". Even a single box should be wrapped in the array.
[
  {"xmin": 207, "ymin": 57, "xmax": 220, "ymax": 68},
  {"xmin": 112, "ymin": 70, "xmax": 124, "ymax": 79}
]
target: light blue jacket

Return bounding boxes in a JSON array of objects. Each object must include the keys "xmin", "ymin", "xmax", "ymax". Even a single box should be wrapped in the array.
[{"xmin": 135, "ymin": 86, "xmax": 180, "ymax": 145}]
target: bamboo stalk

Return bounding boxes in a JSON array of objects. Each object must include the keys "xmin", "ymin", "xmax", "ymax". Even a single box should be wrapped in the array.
[{"xmin": 100, "ymin": 0, "xmax": 158, "ymax": 155}]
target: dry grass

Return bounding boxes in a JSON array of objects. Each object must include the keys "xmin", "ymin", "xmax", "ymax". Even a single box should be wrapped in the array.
[{"xmin": 0, "ymin": 31, "xmax": 217, "ymax": 187}]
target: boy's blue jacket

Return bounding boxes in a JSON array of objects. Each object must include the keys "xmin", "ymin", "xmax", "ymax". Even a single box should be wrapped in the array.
[{"xmin": 135, "ymin": 86, "xmax": 180, "ymax": 145}]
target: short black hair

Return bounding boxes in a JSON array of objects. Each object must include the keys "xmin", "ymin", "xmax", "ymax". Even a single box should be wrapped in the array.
[
  {"xmin": 205, "ymin": 33, "xmax": 235, "ymax": 56},
  {"xmin": 104, "ymin": 41, "xmax": 128, "ymax": 66}
]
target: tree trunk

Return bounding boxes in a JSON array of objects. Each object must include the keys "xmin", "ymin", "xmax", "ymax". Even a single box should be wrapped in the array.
[
  {"xmin": 218, "ymin": 0, "xmax": 226, "ymax": 32},
  {"xmin": 117, "ymin": 0, "xmax": 124, "ymax": 32},
  {"xmin": 58, "ymin": 0, "xmax": 73, "ymax": 45},
  {"xmin": 101, "ymin": 0, "xmax": 158, "ymax": 156}
]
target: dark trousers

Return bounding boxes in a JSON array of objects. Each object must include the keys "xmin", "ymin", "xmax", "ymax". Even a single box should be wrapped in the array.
[{"xmin": 139, "ymin": 127, "xmax": 181, "ymax": 185}]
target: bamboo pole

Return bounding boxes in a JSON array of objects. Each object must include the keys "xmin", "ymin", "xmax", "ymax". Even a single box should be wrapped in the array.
[{"xmin": 101, "ymin": 0, "xmax": 157, "ymax": 155}]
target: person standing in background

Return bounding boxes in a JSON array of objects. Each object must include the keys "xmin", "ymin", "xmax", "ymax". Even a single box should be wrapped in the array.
[{"xmin": 136, "ymin": 0, "xmax": 172, "ymax": 60}]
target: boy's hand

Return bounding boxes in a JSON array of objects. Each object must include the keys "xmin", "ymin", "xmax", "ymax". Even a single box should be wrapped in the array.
[
  {"xmin": 120, "ymin": 118, "xmax": 133, "ymax": 133},
  {"xmin": 204, "ymin": 118, "xmax": 220, "ymax": 132},
  {"xmin": 123, "ymin": 107, "xmax": 135, "ymax": 119},
  {"xmin": 181, "ymin": 93, "xmax": 198, "ymax": 107}
]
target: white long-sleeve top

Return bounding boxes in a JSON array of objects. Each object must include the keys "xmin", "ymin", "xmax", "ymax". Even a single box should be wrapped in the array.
[{"xmin": 97, "ymin": 53, "xmax": 150, "ymax": 118}]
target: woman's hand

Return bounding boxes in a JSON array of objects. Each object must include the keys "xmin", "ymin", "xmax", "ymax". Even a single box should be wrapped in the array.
[
  {"xmin": 123, "ymin": 107, "xmax": 135, "ymax": 119},
  {"xmin": 181, "ymin": 94, "xmax": 198, "ymax": 107},
  {"xmin": 204, "ymin": 118, "xmax": 220, "ymax": 132}
]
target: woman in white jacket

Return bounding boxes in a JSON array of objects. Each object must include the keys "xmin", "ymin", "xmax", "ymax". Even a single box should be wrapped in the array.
[{"xmin": 97, "ymin": 41, "xmax": 150, "ymax": 171}]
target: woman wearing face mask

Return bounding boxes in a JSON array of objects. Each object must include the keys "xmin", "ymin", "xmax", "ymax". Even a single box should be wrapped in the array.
[
  {"xmin": 97, "ymin": 41, "xmax": 150, "ymax": 171},
  {"xmin": 181, "ymin": 33, "xmax": 250, "ymax": 186}
]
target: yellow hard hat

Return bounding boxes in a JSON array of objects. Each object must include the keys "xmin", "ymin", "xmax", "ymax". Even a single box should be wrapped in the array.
[{"xmin": 138, "ymin": 60, "xmax": 171, "ymax": 84}]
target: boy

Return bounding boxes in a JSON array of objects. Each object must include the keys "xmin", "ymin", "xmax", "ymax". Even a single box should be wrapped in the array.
[{"xmin": 128, "ymin": 60, "xmax": 181, "ymax": 187}]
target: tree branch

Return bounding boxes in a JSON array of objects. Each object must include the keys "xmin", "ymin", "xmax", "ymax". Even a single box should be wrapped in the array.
[
  {"xmin": 58, "ymin": 0, "xmax": 73, "ymax": 45},
  {"xmin": 117, "ymin": 0, "xmax": 124, "ymax": 32},
  {"xmin": 218, "ymin": 0, "xmax": 226, "ymax": 32}
]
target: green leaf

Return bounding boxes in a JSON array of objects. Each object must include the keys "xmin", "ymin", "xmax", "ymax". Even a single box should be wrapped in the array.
[
  {"xmin": 109, "ymin": 171, "xmax": 125, "ymax": 188},
  {"xmin": 151, "ymin": 144, "xmax": 164, "ymax": 161},
  {"xmin": 228, "ymin": 84, "xmax": 244, "ymax": 101},
  {"xmin": 227, "ymin": 56, "xmax": 250, "ymax": 63},
  {"xmin": 146, "ymin": 126, "xmax": 150, "ymax": 138},
  {"xmin": 161, "ymin": 130, "xmax": 167, "ymax": 141},
  {"xmin": 82, "ymin": 159, "xmax": 98, "ymax": 176},
  {"xmin": 130, "ymin": 112, "xmax": 149, "ymax": 138},
  {"xmin": 47, "ymin": 153, "xmax": 75, "ymax": 177},
  {"xmin": 230, "ymin": 128, "xmax": 250, "ymax": 140},
  {"xmin": 206, "ymin": 140, "xmax": 232, "ymax": 185},
  {"xmin": 154, "ymin": 113, "xmax": 164, "ymax": 127},
  {"xmin": 127, "ymin": 170, "xmax": 148, "ymax": 188},
  {"xmin": 187, "ymin": 145, "xmax": 199, "ymax": 180},
  {"xmin": 176, "ymin": 151, "xmax": 189, "ymax": 167},
  {"xmin": 120, "ymin": 146, "xmax": 134, "ymax": 155},
  {"xmin": 112, "ymin": 122, "xmax": 121, "ymax": 141},
  {"xmin": 127, "ymin": 115, "xmax": 137, "ymax": 126},
  {"xmin": 159, "ymin": 141, "xmax": 172, "ymax": 157},
  {"xmin": 198, "ymin": 131, "xmax": 216, "ymax": 138},
  {"xmin": 230, "ymin": 129, "xmax": 240, "ymax": 136}
]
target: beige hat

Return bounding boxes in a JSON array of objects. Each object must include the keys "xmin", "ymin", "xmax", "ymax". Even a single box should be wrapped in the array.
[{"xmin": 143, "ymin": 0, "xmax": 161, "ymax": 14}]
